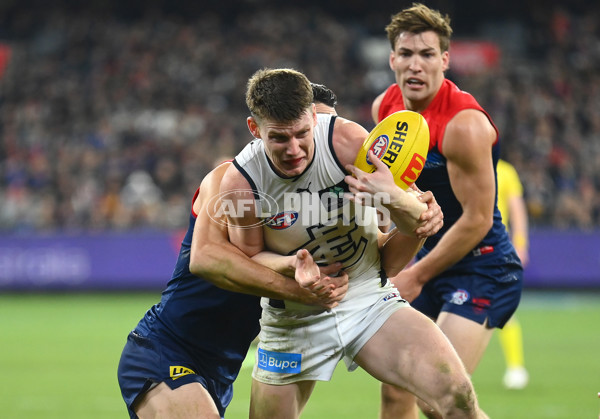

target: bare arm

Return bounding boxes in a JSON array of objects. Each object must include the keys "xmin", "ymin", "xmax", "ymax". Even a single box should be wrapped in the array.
[
  {"xmin": 378, "ymin": 228, "xmax": 424, "ymax": 277},
  {"xmin": 376, "ymin": 188, "xmax": 443, "ymax": 277},
  {"xmin": 344, "ymin": 153, "xmax": 438, "ymax": 276},
  {"xmin": 220, "ymin": 164, "xmax": 265, "ymax": 257},
  {"xmin": 252, "ymin": 250, "xmax": 346, "ymax": 291},
  {"xmin": 400, "ymin": 109, "xmax": 497, "ymax": 286},
  {"xmin": 347, "ymin": 151, "xmax": 425, "ymax": 233},
  {"xmin": 251, "ymin": 251, "xmax": 296, "ymax": 277},
  {"xmin": 188, "ymin": 163, "xmax": 346, "ymax": 308},
  {"xmin": 333, "ymin": 117, "xmax": 441, "ymax": 238}
]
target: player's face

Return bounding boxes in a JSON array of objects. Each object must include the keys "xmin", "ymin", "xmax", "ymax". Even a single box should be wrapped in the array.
[
  {"xmin": 389, "ymin": 30, "xmax": 449, "ymax": 112},
  {"xmin": 250, "ymin": 107, "xmax": 317, "ymax": 178}
]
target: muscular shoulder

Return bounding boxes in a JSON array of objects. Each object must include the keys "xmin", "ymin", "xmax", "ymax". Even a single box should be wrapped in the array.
[
  {"xmin": 331, "ymin": 117, "xmax": 369, "ymax": 168},
  {"xmin": 220, "ymin": 161, "xmax": 252, "ymax": 193},
  {"xmin": 192, "ymin": 162, "xmax": 231, "ymax": 214},
  {"xmin": 442, "ymin": 109, "xmax": 497, "ymax": 160}
]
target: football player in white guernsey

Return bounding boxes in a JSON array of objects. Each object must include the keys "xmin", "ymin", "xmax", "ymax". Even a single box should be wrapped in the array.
[{"xmin": 220, "ymin": 68, "xmax": 488, "ymax": 419}]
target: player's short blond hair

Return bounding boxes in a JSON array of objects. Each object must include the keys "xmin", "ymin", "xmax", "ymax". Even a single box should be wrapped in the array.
[
  {"xmin": 246, "ymin": 68, "xmax": 313, "ymax": 123},
  {"xmin": 386, "ymin": 3, "xmax": 453, "ymax": 52}
]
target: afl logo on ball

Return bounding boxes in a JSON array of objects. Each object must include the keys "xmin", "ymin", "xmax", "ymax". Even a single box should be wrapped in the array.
[{"xmin": 366, "ymin": 135, "xmax": 389, "ymax": 165}]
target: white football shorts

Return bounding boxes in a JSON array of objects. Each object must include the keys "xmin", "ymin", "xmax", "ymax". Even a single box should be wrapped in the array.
[{"xmin": 252, "ymin": 275, "xmax": 409, "ymax": 385}]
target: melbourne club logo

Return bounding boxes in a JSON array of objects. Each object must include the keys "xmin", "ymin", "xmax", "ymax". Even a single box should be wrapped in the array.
[{"xmin": 449, "ymin": 289, "xmax": 470, "ymax": 305}]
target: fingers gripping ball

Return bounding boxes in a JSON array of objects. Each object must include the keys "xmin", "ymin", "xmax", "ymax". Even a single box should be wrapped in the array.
[{"xmin": 354, "ymin": 110, "xmax": 429, "ymax": 190}]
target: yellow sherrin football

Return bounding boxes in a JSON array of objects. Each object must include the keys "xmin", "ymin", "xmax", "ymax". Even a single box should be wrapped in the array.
[{"xmin": 354, "ymin": 110, "xmax": 429, "ymax": 190}]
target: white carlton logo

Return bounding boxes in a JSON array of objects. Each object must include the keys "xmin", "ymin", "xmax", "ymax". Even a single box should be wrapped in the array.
[{"xmin": 207, "ymin": 190, "xmax": 391, "ymax": 228}]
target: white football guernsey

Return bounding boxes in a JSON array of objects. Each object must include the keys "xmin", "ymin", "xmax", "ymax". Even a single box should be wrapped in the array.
[
  {"xmin": 233, "ymin": 114, "xmax": 382, "ymax": 302},
  {"xmin": 234, "ymin": 114, "xmax": 409, "ymax": 384}
]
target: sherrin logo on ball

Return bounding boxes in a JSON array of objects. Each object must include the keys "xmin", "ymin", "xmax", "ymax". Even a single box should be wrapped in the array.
[{"xmin": 354, "ymin": 110, "xmax": 429, "ymax": 190}]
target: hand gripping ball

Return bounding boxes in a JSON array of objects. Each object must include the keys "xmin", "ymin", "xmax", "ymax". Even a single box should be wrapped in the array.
[{"xmin": 353, "ymin": 110, "xmax": 429, "ymax": 190}]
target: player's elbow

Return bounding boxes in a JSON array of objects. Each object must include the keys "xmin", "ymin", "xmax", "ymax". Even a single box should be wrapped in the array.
[
  {"xmin": 188, "ymin": 252, "xmax": 210, "ymax": 278},
  {"xmin": 462, "ymin": 209, "xmax": 493, "ymax": 240},
  {"xmin": 475, "ymin": 211, "xmax": 494, "ymax": 237},
  {"xmin": 189, "ymin": 243, "xmax": 223, "ymax": 280}
]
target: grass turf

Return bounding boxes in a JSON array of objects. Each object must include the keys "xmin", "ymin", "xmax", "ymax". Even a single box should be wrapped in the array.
[{"xmin": 1, "ymin": 291, "xmax": 598, "ymax": 418}]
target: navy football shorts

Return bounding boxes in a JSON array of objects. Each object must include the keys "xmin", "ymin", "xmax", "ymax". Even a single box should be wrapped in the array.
[
  {"xmin": 117, "ymin": 330, "xmax": 233, "ymax": 419},
  {"xmin": 411, "ymin": 266, "xmax": 523, "ymax": 328}
]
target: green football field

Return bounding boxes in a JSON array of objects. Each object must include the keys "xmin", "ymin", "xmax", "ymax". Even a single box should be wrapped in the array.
[{"xmin": 1, "ymin": 290, "xmax": 598, "ymax": 418}]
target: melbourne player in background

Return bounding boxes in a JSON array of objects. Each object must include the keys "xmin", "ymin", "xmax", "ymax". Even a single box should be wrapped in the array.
[
  {"xmin": 496, "ymin": 158, "xmax": 530, "ymax": 390},
  {"xmin": 372, "ymin": 4, "xmax": 523, "ymax": 418}
]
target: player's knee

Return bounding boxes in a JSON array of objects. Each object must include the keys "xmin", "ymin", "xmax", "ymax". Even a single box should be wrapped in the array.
[{"xmin": 436, "ymin": 376, "xmax": 479, "ymax": 418}]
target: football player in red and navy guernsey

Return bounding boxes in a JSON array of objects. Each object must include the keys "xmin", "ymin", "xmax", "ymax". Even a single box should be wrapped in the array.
[{"xmin": 372, "ymin": 4, "xmax": 523, "ymax": 418}]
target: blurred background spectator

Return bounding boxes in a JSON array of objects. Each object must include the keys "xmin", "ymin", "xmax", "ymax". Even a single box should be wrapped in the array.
[{"xmin": 0, "ymin": 0, "xmax": 599, "ymax": 232}]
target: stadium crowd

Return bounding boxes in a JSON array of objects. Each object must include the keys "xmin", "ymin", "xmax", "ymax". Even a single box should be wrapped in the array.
[{"xmin": 0, "ymin": 2, "xmax": 599, "ymax": 232}]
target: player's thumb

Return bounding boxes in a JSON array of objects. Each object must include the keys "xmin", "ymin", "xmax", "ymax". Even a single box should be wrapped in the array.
[
  {"xmin": 319, "ymin": 261, "xmax": 342, "ymax": 276},
  {"xmin": 296, "ymin": 249, "xmax": 309, "ymax": 261}
]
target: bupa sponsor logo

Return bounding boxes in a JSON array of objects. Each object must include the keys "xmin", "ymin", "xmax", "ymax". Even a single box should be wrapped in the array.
[
  {"xmin": 265, "ymin": 211, "xmax": 298, "ymax": 230},
  {"xmin": 366, "ymin": 135, "xmax": 389, "ymax": 165},
  {"xmin": 169, "ymin": 366, "xmax": 196, "ymax": 380},
  {"xmin": 449, "ymin": 289, "xmax": 470, "ymax": 305},
  {"xmin": 257, "ymin": 348, "xmax": 302, "ymax": 374}
]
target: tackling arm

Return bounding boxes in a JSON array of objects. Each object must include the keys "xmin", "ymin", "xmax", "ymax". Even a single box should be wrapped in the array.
[
  {"xmin": 344, "ymin": 149, "xmax": 430, "ymax": 236},
  {"xmin": 188, "ymin": 163, "xmax": 346, "ymax": 307}
]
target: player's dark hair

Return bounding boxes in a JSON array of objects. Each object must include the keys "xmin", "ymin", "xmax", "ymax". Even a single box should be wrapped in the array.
[
  {"xmin": 311, "ymin": 83, "xmax": 337, "ymax": 108},
  {"xmin": 246, "ymin": 68, "xmax": 313, "ymax": 123},
  {"xmin": 386, "ymin": 3, "xmax": 453, "ymax": 52}
]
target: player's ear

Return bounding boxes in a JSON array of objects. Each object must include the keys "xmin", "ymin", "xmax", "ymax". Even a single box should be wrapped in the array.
[
  {"xmin": 441, "ymin": 50, "xmax": 450, "ymax": 72},
  {"xmin": 389, "ymin": 50, "xmax": 395, "ymax": 70},
  {"xmin": 247, "ymin": 117, "xmax": 261, "ymax": 139},
  {"xmin": 312, "ymin": 104, "xmax": 317, "ymax": 126}
]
